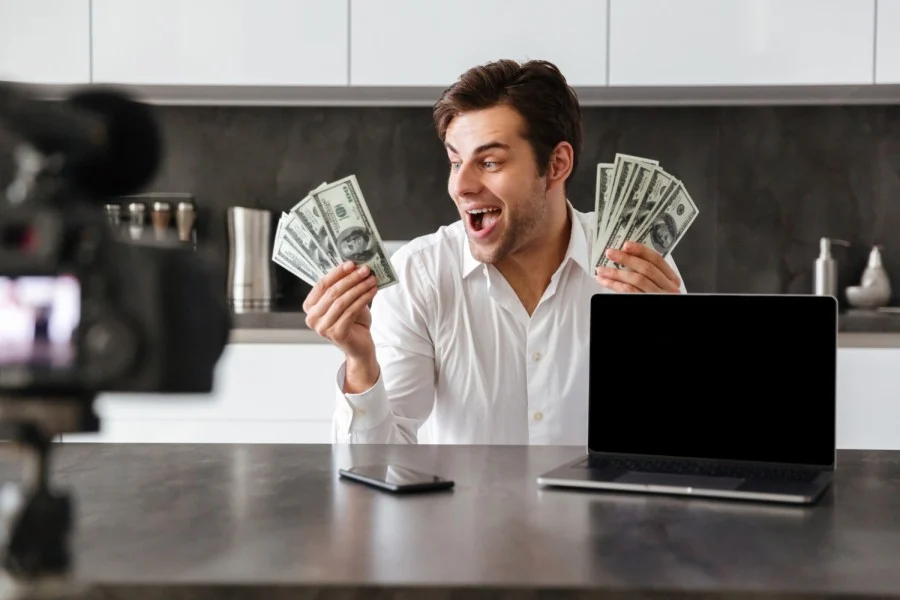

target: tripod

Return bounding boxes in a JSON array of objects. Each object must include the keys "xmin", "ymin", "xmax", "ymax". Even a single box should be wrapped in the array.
[{"xmin": 0, "ymin": 396, "xmax": 98, "ymax": 580}]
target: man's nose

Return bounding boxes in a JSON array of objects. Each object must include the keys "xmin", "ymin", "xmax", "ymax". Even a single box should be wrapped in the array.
[{"xmin": 452, "ymin": 162, "xmax": 482, "ymax": 198}]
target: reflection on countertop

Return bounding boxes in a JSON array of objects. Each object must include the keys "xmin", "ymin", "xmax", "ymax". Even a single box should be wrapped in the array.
[{"xmin": 227, "ymin": 308, "xmax": 900, "ymax": 348}]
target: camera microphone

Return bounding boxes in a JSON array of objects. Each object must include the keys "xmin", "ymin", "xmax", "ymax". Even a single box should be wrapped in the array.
[{"xmin": 0, "ymin": 82, "xmax": 162, "ymax": 198}]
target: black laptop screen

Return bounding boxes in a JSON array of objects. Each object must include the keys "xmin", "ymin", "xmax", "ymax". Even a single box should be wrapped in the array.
[{"xmin": 588, "ymin": 294, "xmax": 836, "ymax": 467}]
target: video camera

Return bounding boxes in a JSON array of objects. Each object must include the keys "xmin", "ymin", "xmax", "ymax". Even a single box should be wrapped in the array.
[{"xmin": 0, "ymin": 82, "xmax": 230, "ymax": 580}]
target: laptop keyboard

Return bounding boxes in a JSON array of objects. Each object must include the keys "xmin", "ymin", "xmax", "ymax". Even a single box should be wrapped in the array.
[{"xmin": 584, "ymin": 456, "xmax": 820, "ymax": 482}]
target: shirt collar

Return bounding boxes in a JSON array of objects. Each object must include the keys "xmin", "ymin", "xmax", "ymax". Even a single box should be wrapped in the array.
[{"xmin": 461, "ymin": 201, "xmax": 592, "ymax": 279}]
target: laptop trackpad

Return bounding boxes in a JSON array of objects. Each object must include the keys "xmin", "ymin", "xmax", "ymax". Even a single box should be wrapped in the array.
[{"xmin": 615, "ymin": 471, "xmax": 744, "ymax": 490}]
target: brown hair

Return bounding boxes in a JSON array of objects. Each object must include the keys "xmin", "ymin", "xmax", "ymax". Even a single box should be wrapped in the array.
[{"xmin": 433, "ymin": 59, "xmax": 583, "ymax": 188}]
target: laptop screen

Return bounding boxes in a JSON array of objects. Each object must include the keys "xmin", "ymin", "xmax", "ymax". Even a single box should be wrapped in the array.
[{"xmin": 588, "ymin": 293, "xmax": 836, "ymax": 467}]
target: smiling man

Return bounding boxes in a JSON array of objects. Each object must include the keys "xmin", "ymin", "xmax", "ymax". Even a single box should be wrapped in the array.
[{"xmin": 303, "ymin": 59, "xmax": 686, "ymax": 445}]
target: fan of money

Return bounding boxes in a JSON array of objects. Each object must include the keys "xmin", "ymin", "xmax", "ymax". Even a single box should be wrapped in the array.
[
  {"xmin": 591, "ymin": 153, "xmax": 699, "ymax": 270},
  {"xmin": 272, "ymin": 175, "xmax": 398, "ymax": 290}
]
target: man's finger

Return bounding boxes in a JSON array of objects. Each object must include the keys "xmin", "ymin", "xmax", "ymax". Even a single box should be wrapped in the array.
[
  {"xmin": 597, "ymin": 276, "xmax": 641, "ymax": 294},
  {"xmin": 304, "ymin": 261, "xmax": 357, "ymax": 310},
  {"xmin": 596, "ymin": 266, "xmax": 663, "ymax": 293},
  {"xmin": 622, "ymin": 242, "xmax": 681, "ymax": 287},
  {"xmin": 330, "ymin": 287, "xmax": 378, "ymax": 341},
  {"xmin": 604, "ymin": 249, "xmax": 675, "ymax": 293},
  {"xmin": 305, "ymin": 263, "xmax": 372, "ymax": 318},
  {"xmin": 316, "ymin": 275, "xmax": 377, "ymax": 333}
]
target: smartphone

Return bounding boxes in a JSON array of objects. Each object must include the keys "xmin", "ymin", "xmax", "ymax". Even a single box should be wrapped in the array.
[{"xmin": 338, "ymin": 464, "xmax": 455, "ymax": 494}]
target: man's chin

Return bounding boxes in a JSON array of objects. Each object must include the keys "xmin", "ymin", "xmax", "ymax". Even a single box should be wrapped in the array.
[{"xmin": 467, "ymin": 239, "xmax": 504, "ymax": 265}]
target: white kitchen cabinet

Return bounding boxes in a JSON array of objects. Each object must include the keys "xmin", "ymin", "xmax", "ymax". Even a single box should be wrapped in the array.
[
  {"xmin": 350, "ymin": 0, "xmax": 608, "ymax": 86},
  {"xmin": 836, "ymin": 348, "xmax": 900, "ymax": 450},
  {"xmin": 0, "ymin": 0, "xmax": 90, "ymax": 84},
  {"xmin": 876, "ymin": 0, "xmax": 900, "ymax": 83},
  {"xmin": 63, "ymin": 342, "xmax": 345, "ymax": 443},
  {"xmin": 608, "ymin": 0, "xmax": 875, "ymax": 86},
  {"xmin": 91, "ymin": 0, "xmax": 348, "ymax": 86}
]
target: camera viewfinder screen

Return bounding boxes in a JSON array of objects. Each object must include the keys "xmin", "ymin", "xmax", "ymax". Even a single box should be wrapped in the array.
[{"xmin": 0, "ymin": 275, "xmax": 80, "ymax": 370}]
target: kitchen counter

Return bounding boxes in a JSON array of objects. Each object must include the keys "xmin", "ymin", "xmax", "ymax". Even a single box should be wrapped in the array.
[
  {"xmin": 227, "ymin": 310, "xmax": 900, "ymax": 347},
  {"xmin": 2, "ymin": 444, "xmax": 899, "ymax": 599}
]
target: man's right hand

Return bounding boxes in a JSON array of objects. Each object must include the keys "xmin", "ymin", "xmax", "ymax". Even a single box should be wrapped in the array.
[{"xmin": 303, "ymin": 261, "xmax": 380, "ymax": 393}]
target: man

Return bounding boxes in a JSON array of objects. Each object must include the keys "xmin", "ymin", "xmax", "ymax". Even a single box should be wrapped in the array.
[{"xmin": 303, "ymin": 59, "xmax": 686, "ymax": 445}]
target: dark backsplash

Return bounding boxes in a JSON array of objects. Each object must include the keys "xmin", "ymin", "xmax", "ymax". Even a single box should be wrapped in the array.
[{"xmin": 2, "ymin": 103, "xmax": 899, "ymax": 309}]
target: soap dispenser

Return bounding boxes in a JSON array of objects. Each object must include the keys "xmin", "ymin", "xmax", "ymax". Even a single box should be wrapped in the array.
[
  {"xmin": 814, "ymin": 237, "xmax": 850, "ymax": 297},
  {"xmin": 846, "ymin": 245, "xmax": 892, "ymax": 309}
]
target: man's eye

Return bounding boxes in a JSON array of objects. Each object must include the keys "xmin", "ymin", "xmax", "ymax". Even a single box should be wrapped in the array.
[
  {"xmin": 483, "ymin": 161, "xmax": 497, "ymax": 169},
  {"xmin": 449, "ymin": 161, "xmax": 461, "ymax": 171}
]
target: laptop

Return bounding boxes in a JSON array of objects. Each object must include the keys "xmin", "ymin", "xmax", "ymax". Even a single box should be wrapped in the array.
[{"xmin": 537, "ymin": 293, "xmax": 837, "ymax": 505}]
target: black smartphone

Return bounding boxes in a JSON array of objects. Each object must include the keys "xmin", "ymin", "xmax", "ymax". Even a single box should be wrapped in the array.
[{"xmin": 338, "ymin": 464, "xmax": 455, "ymax": 494}]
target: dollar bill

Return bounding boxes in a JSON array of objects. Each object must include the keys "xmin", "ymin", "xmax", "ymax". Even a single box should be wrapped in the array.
[
  {"xmin": 280, "ymin": 212, "xmax": 333, "ymax": 277},
  {"xmin": 272, "ymin": 234, "xmax": 318, "ymax": 287},
  {"xmin": 629, "ymin": 169, "xmax": 675, "ymax": 243},
  {"xmin": 591, "ymin": 163, "xmax": 613, "ymax": 267},
  {"xmin": 594, "ymin": 153, "xmax": 658, "ymax": 266},
  {"xmin": 634, "ymin": 180, "xmax": 699, "ymax": 258},
  {"xmin": 310, "ymin": 175, "xmax": 398, "ymax": 290},
  {"xmin": 290, "ymin": 182, "xmax": 341, "ymax": 268},
  {"xmin": 592, "ymin": 153, "xmax": 699, "ymax": 269},
  {"xmin": 595, "ymin": 162, "xmax": 655, "ymax": 269}
]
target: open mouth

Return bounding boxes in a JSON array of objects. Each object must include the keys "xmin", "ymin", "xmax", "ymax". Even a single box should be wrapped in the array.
[{"xmin": 466, "ymin": 207, "xmax": 502, "ymax": 234}]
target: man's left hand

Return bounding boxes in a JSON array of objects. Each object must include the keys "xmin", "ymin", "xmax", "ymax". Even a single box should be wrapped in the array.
[{"xmin": 595, "ymin": 242, "xmax": 682, "ymax": 294}]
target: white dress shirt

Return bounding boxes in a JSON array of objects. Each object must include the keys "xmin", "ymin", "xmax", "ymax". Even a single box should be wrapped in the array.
[{"xmin": 331, "ymin": 203, "xmax": 685, "ymax": 445}]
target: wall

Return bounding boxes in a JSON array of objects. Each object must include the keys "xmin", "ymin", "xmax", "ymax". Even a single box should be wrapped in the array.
[{"xmin": 2, "ymin": 104, "xmax": 899, "ymax": 309}]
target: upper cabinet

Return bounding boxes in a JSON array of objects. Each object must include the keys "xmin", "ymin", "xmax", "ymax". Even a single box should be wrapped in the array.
[
  {"xmin": 0, "ymin": 0, "xmax": 90, "ymax": 84},
  {"xmin": 876, "ymin": 0, "xmax": 900, "ymax": 83},
  {"xmin": 91, "ymin": 0, "xmax": 349, "ymax": 86},
  {"xmin": 608, "ymin": 0, "xmax": 876, "ymax": 86},
  {"xmin": 349, "ymin": 0, "xmax": 608, "ymax": 87}
]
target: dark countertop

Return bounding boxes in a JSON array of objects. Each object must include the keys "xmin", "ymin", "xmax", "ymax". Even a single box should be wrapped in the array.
[
  {"xmin": 839, "ymin": 308, "xmax": 900, "ymax": 332},
  {"xmin": 227, "ymin": 309, "xmax": 900, "ymax": 346},
  {"xmin": 2, "ymin": 444, "xmax": 900, "ymax": 599},
  {"xmin": 233, "ymin": 308, "xmax": 900, "ymax": 332}
]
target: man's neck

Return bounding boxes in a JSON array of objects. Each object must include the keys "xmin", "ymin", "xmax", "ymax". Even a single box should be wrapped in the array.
[{"xmin": 494, "ymin": 203, "xmax": 572, "ymax": 317}]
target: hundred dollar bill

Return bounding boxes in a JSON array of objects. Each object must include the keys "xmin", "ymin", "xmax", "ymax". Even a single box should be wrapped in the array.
[
  {"xmin": 595, "ymin": 162, "xmax": 655, "ymax": 269},
  {"xmin": 311, "ymin": 175, "xmax": 398, "ymax": 290},
  {"xmin": 272, "ymin": 234, "xmax": 318, "ymax": 287},
  {"xmin": 634, "ymin": 180, "xmax": 699, "ymax": 259},
  {"xmin": 280, "ymin": 212, "xmax": 333, "ymax": 277},
  {"xmin": 290, "ymin": 182, "xmax": 341, "ymax": 269},
  {"xmin": 594, "ymin": 153, "xmax": 658, "ymax": 263},
  {"xmin": 591, "ymin": 163, "xmax": 614, "ymax": 268},
  {"xmin": 629, "ymin": 168, "xmax": 675, "ymax": 243}
]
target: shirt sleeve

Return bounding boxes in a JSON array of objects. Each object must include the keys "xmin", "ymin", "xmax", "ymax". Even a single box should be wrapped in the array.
[{"xmin": 331, "ymin": 249, "xmax": 436, "ymax": 444}]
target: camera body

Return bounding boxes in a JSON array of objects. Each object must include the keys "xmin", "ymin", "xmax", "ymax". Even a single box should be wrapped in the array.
[
  {"xmin": 0, "ymin": 197, "xmax": 229, "ymax": 397},
  {"xmin": 0, "ymin": 84, "xmax": 230, "ymax": 400}
]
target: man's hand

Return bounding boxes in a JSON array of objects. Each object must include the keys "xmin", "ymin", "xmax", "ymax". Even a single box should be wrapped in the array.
[
  {"xmin": 303, "ymin": 261, "xmax": 380, "ymax": 392},
  {"xmin": 595, "ymin": 242, "xmax": 682, "ymax": 294}
]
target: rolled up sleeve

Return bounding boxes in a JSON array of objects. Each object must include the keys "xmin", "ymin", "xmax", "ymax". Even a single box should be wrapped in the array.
[{"xmin": 331, "ymin": 249, "xmax": 436, "ymax": 444}]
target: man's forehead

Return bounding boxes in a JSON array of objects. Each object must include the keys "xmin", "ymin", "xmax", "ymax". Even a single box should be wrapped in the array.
[{"xmin": 444, "ymin": 106, "xmax": 525, "ymax": 150}]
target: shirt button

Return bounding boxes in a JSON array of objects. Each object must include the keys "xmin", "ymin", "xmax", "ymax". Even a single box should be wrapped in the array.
[
  {"xmin": 355, "ymin": 407, "xmax": 366, "ymax": 415},
  {"xmin": 532, "ymin": 351, "xmax": 542, "ymax": 362},
  {"xmin": 533, "ymin": 411, "xmax": 543, "ymax": 422}
]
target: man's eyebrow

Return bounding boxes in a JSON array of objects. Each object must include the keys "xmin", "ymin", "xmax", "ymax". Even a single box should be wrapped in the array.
[{"xmin": 444, "ymin": 141, "xmax": 511, "ymax": 155}]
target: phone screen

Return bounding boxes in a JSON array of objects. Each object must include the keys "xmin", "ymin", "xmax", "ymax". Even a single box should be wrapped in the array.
[{"xmin": 345, "ymin": 464, "xmax": 448, "ymax": 486}]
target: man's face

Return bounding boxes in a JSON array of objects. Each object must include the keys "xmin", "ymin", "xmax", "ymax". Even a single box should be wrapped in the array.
[
  {"xmin": 653, "ymin": 223, "xmax": 673, "ymax": 248},
  {"xmin": 444, "ymin": 105, "xmax": 548, "ymax": 265},
  {"xmin": 341, "ymin": 232, "xmax": 365, "ymax": 255}
]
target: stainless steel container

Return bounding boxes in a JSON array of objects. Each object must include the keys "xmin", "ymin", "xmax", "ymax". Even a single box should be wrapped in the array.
[{"xmin": 227, "ymin": 206, "xmax": 274, "ymax": 312}]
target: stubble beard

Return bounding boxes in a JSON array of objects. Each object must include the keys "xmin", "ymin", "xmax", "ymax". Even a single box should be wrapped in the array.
[{"xmin": 466, "ymin": 183, "xmax": 547, "ymax": 265}]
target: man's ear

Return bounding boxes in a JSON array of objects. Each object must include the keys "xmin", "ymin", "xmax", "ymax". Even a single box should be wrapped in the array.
[{"xmin": 546, "ymin": 142, "xmax": 574, "ymax": 191}]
